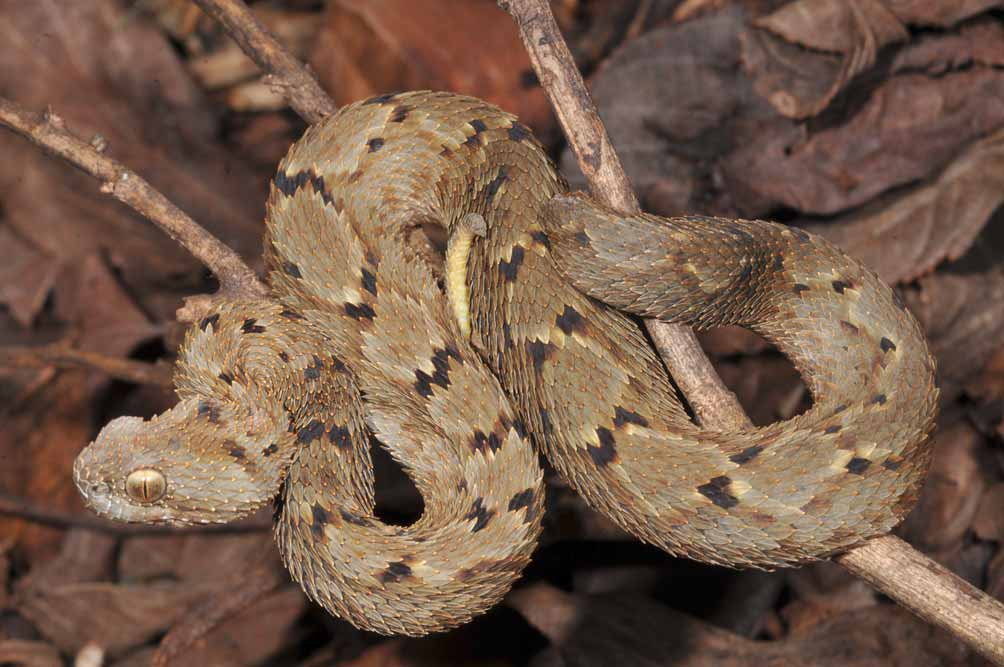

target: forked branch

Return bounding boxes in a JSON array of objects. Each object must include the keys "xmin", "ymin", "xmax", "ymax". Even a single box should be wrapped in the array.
[{"xmin": 0, "ymin": 99, "xmax": 266, "ymax": 304}]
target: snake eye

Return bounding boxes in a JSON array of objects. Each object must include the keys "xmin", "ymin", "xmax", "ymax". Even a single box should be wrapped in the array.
[{"xmin": 125, "ymin": 468, "xmax": 166, "ymax": 504}]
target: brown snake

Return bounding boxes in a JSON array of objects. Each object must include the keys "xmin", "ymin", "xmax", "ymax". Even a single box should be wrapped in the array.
[{"xmin": 74, "ymin": 91, "xmax": 939, "ymax": 636}]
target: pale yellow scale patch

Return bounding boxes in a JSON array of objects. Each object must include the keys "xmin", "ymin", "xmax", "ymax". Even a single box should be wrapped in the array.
[
  {"xmin": 521, "ymin": 232, "xmax": 547, "ymax": 257},
  {"xmin": 829, "ymin": 449, "xmax": 856, "ymax": 471},
  {"xmin": 854, "ymin": 441, "xmax": 878, "ymax": 460},
  {"xmin": 445, "ymin": 213, "xmax": 487, "ymax": 339},
  {"xmin": 729, "ymin": 479, "xmax": 753, "ymax": 497},
  {"xmin": 298, "ymin": 499, "xmax": 314, "ymax": 525},
  {"xmin": 526, "ymin": 323, "xmax": 564, "ymax": 349},
  {"xmin": 446, "ymin": 232, "xmax": 476, "ymax": 338}
]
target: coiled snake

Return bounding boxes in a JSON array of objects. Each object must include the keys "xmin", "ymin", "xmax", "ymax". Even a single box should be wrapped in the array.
[{"xmin": 74, "ymin": 92, "xmax": 939, "ymax": 636}]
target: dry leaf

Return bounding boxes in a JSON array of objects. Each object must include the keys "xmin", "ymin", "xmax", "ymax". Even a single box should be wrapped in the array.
[
  {"xmin": 0, "ymin": 255, "xmax": 160, "ymax": 560},
  {"xmin": 987, "ymin": 547, "xmax": 1004, "ymax": 601},
  {"xmin": 808, "ymin": 126, "xmax": 1004, "ymax": 283},
  {"xmin": 157, "ymin": 586, "xmax": 308, "ymax": 666},
  {"xmin": 16, "ymin": 581, "xmax": 216, "ymax": 657},
  {"xmin": 118, "ymin": 531, "xmax": 274, "ymax": 583},
  {"xmin": 892, "ymin": 18, "xmax": 1004, "ymax": 72},
  {"xmin": 562, "ymin": 8, "xmax": 792, "ymax": 218},
  {"xmin": 899, "ymin": 418, "xmax": 988, "ymax": 552},
  {"xmin": 883, "ymin": 0, "xmax": 1003, "ymax": 26},
  {"xmin": 0, "ymin": 0, "xmax": 265, "ymax": 318},
  {"xmin": 972, "ymin": 482, "xmax": 1004, "ymax": 543},
  {"xmin": 727, "ymin": 67, "xmax": 1004, "ymax": 215},
  {"xmin": 906, "ymin": 270, "xmax": 1004, "ymax": 395},
  {"xmin": 0, "ymin": 640, "xmax": 62, "ymax": 667},
  {"xmin": 745, "ymin": 0, "xmax": 907, "ymax": 119},
  {"xmin": 15, "ymin": 530, "xmax": 116, "ymax": 594},
  {"xmin": 509, "ymin": 583, "xmax": 967, "ymax": 666},
  {"xmin": 310, "ymin": 0, "xmax": 553, "ymax": 133},
  {"xmin": 0, "ymin": 228, "xmax": 61, "ymax": 327}
]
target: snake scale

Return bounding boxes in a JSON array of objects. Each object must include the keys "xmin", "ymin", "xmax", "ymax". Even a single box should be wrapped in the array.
[{"xmin": 74, "ymin": 91, "xmax": 939, "ymax": 636}]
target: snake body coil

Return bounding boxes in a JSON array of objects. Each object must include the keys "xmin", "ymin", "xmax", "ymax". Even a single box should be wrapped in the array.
[{"xmin": 74, "ymin": 92, "xmax": 939, "ymax": 635}]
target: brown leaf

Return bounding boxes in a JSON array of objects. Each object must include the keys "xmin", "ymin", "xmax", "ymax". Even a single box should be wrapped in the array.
[
  {"xmin": 972, "ymin": 482, "xmax": 1004, "ymax": 543},
  {"xmin": 156, "ymin": 586, "xmax": 308, "ymax": 667},
  {"xmin": 15, "ymin": 581, "xmax": 216, "ymax": 656},
  {"xmin": 742, "ymin": 0, "xmax": 1004, "ymax": 121},
  {"xmin": 807, "ymin": 126, "xmax": 1004, "ymax": 283},
  {"xmin": 964, "ymin": 346, "xmax": 1004, "ymax": 442},
  {"xmin": 118, "ymin": 530, "xmax": 274, "ymax": 583},
  {"xmin": 310, "ymin": 0, "xmax": 554, "ymax": 133},
  {"xmin": 0, "ymin": 229, "xmax": 61, "ymax": 327},
  {"xmin": 906, "ymin": 269, "xmax": 1004, "ymax": 396},
  {"xmin": 745, "ymin": 0, "xmax": 907, "ymax": 119},
  {"xmin": 987, "ymin": 547, "xmax": 1004, "ymax": 601},
  {"xmin": 727, "ymin": 66, "xmax": 1004, "ymax": 215},
  {"xmin": 714, "ymin": 355, "xmax": 808, "ymax": 426},
  {"xmin": 899, "ymin": 418, "xmax": 988, "ymax": 552},
  {"xmin": 0, "ymin": 640, "xmax": 62, "ymax": 667},
  {"xmin": 336, "ymin": 601, "xmax": 541, "ymax": 667},
  {"xmin": 562, "ymin": 8, "xmax": 793, "ymax": 218},
  {"xmin": 0, "ymin": 0, "xmax": 265, "ymax": 319},
  {"xmin": 0, "ymin": 256, "xmax": 159, "ymax": 561},
  {"xmin": 892, "ymin": 18, "xmax": 1004, "ymax": 73},
  {"xmin": 883, "ymin": 0, "xmax": 1004, "ymax": 26},
  {"xmin": 15, "ymin": 529, "xmax": 116, "ymax": 594},
  {"xmin": 755, "ymin": 0, "xmax": 907, "ymax": 54}
]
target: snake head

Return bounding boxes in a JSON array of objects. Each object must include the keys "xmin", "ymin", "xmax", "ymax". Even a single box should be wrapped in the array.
[{"xmin": 73, "ymin": 397, "xmax": 288, "ymax": 525}]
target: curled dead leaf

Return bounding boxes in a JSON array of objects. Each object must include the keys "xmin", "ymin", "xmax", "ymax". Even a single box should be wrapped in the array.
[
  {"xmin": 745, "ymin": 0, "xmax": 907, "ymax": 119},
  {"xmin": 808, "ymin": 127, "xmax": 1004, "ymax": 284}
]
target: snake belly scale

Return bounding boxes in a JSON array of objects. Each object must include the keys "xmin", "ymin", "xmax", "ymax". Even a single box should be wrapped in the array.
[{"xmin": 74, "ymin": 91, "xmax": 939, "ymax": 635}]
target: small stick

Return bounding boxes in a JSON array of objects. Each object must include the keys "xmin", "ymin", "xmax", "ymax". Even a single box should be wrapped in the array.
[
  {"xmin": 191, "ymin": 0, "xmax": 336, "ymax": 124},
  {"xmin": 499, "ymin": 0, "xmax": 1004, "ymax": 663},
  {"xmin": 0, "ymin": 344, "xmax": 173, "ymax": 388},
  {"xmin": 0, "ymin": 99, "xmax": 266, "ymax": 302},
  {"xmin": 841, "ymin": 535, "xmax": 1004, "ymax": 662}
]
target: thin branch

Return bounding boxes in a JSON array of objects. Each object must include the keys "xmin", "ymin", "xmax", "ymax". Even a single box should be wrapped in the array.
[
  {"xmin": 841, "ymin": 535, "xmax": 1004, "ymax": 662},
  {"xmin": 191, "ymin": 0, "xmax": 336, "ymax": 124},
  {"xmin": 499, "ymin": 0, "xmax": 749, "ymax": 428},
  {"xmin": 0, "ymin": 344, "xmax": 173, "ymax": 387},
  {"xmin": 499, "ymin": 0, "xmax": 1004, "ymax": 663},
  {"xmin": 0, "ymin": 98, "xmax": 266, "ymax": 302},
  {"xmin": 0, "ymin": 492, "xmax": 271, "ymax": 535}
]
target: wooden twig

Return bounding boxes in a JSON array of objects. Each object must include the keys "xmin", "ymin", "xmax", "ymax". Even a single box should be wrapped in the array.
[
  {"xmin": 191, "ymin": 0, "xmax": 336, "ymax": 124},
  {"xmin": 0, "ymin": 99, "xmax": 266, "ymax": 302},
  {"xmin": 0, "ymin": 492, "xmax": 270, "ymax": 535},
  {"xmin": 840, "ymin": 535, "xmax": 1004, "ymax": 661},
  {"xmin": 499, "ymin": 0, "xmax": 1004, "ymax": 663},
  {"xmin": 0, "ymin": 344, "xmax": 173, "ymax": 388}
]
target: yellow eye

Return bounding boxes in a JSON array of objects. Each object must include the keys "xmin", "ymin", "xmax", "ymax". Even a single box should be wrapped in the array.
[{"xmin": 125, "ymin": 468, "xmax": 166, "ymax": 504}]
